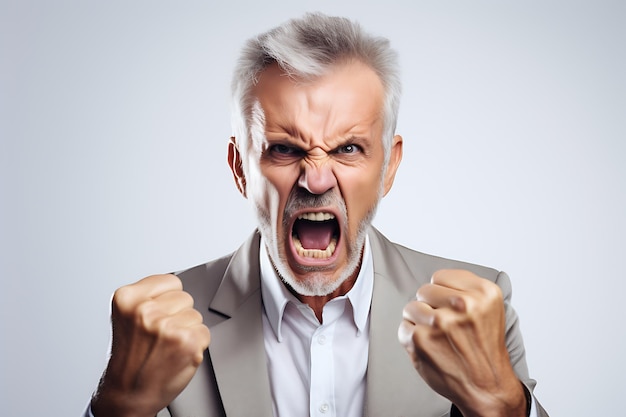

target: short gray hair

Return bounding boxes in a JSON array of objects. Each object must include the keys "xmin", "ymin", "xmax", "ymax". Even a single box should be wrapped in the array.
[{"xmin": 231, "ymin": 12, "xmax": 401, "ymax": 164}]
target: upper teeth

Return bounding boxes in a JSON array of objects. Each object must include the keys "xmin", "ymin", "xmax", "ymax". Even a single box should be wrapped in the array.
[{"xmin": 297, "ymin": 212, "xmax": 335, "ymax": 221}]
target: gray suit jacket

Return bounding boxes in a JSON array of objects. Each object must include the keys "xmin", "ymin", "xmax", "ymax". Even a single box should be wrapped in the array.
[{"xmin": 160, "ymin": 228, "xmax": 548, "ymax": 416}]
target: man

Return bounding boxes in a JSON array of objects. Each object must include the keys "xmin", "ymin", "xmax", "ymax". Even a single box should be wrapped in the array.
[{"xmin": 88, "ymin": 13, "xmax": 548, "ymax": 417}]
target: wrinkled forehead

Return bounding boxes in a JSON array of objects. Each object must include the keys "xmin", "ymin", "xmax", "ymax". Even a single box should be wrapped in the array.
[{"xmin": 248, "ymin": 61, "xmax": 385, "ymax": 137}]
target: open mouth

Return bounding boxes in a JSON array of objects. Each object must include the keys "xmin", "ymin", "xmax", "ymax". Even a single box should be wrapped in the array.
[{"xmin": 291, "ymin": 212, "xmax": 340, "ymax": 259}]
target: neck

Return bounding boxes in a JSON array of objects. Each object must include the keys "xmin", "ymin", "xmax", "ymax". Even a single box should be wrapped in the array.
[{"xmin": 289, "ymin": 271, "xmax": 359, "ymax": 323}]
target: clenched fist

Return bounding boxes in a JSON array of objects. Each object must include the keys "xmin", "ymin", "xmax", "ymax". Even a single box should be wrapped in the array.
[
  {"xmin": 92, "ymin": 274, "xmax": 211, "ymax": 417},
  {"xmin": 398, "ymin": 269, "xmax": 527, "ymax": 417}
]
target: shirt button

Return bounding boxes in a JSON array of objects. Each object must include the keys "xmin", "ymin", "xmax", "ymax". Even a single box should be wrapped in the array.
[
  {"xmin": 319, "ymin": 403, "xmax": 329, "ymax": 413},
  {"xmin": 317, "ymin": 334, "xmax": 327, "ymax": 345}
]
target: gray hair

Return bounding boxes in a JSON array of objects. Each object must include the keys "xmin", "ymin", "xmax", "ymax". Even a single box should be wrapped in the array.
[{"xmin": 231, "ymin": 12, "xmax": 401, "ymax": 165}]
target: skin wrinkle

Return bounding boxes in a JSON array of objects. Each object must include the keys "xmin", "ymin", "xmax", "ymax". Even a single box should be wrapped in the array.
[
  {"xmin": 236, "ymin": 61, "xmax": 399, "ymax": 304},
  {"xmin": 257, "ymin": 158, "xmax": 374, "ymax": 296}
]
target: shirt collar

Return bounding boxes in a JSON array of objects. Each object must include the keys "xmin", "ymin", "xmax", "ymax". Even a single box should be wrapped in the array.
[{"xmin": 259, "ymin": 235, "xmax": 374, "ymax": 342}]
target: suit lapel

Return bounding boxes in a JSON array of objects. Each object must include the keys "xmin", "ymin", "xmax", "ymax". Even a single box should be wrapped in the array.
[
  {"xmin": 208, "ymin": 232, "xmax": 274, "ymax": 417},
  {"xmin": 365, "ymin": 228, "xmax": 450, "ymax": 416}
]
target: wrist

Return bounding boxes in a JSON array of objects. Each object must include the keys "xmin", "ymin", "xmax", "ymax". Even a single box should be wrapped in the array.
[
  {"xmin": 455, "ymin": 379, "xmax": 528, "ymax": 417},
  {"xmin": 91, "ymin": 377, "xmax": 158, "ymax": 417}
]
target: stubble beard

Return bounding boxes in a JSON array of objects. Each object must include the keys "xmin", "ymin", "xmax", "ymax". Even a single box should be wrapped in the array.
[{"xmin": 255, "ymin": 188, "xmax": 380, "ymax": 297}]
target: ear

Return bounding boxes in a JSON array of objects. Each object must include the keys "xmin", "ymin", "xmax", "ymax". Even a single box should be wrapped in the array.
[
  {"xmin": 228, "ymin": 137, "xmax": 247, "ymax": 198},
  {"xmin": 382, "ymin": 135, "xmax": 403, "ymax": 197}
]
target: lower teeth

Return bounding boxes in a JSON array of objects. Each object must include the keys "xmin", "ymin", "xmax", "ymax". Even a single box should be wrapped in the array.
[{"xmin": 293, "ymin": 236, "xmax": 337, "ymax": 259}]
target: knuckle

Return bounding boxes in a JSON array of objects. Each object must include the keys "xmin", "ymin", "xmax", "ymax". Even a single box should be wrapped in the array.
[
  {"xmin": 477, "ymin": 281, "xmax": 503, "ymax": 309},
  {"xmin": 196, "ymin": 325, "xmax": 211, "ymax": 349},
  {"xmin": 415, "ymin": 284, "xmax": 431, "ymax": 301},
  {"xmin": 410, "ymin": 326, "xmax": 426, "ymax": 347},
  {"xmin": 184, "ymin": 329, "xmax": 207, "ymax": 354},
  {"xmin": 154, "ymin": 314, "xmax": 180, "ymax": 338},
  {"xmin": 135, "ymin": 300, "xmax": 162, "ymax": 331},
  {"xmin": 432, "ymin": 309, "xmax": 467, "ymax": 332},
  {"xmin": 178, "ymin": 290, "xmax": 195, "ymax": 307},
  {"xmin": 487, "ymin": 282, "xmax": 503, "ymax": 301},
  {"xmin": 162, "ymin": 325, "xmax": 203, "ymax": 358},
  {"xmin": 477, "ymin": 276, "xmax": 497, "ymax": 294},
  {"xmin": 165, "ymin": 274, "xmax": 184, "ymax": 290},
  {"xmin": 188, "ymin": 308, "xmax": 203, "ymax": 323},
  {"xmin": 432, "ymin": 311, "xmax": 452, "ymax": 331},
  {"xmin": 430, "ymin": 270, "xmax": 443, "ymax": 283},
  {"xmin": 178, "ymin": 327, "xmax": 200, "ymax": 348},
  {"xmin": 397, "ymin": 320, "xmax": 414, "ymax": 346},
  {"xmin": 450, "ymin": 294, "xmax": 469, "ymax": 312},
  {"xmin": 112, "ymin": 285, "xmax": 138, "ymax": 316}
]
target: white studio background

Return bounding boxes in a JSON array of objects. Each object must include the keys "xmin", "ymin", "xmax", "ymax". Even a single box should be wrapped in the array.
[{"xmin": 1, "ymin": 1, "xmax": 624, "ymax": 416}]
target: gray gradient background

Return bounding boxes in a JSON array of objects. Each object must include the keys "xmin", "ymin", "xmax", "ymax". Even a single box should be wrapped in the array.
[{"xmin": 1, "ymin": 1, "xmax": 624, "ymax": 416}]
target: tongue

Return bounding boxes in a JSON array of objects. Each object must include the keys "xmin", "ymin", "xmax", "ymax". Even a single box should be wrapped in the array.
[{"xmin": 294, "ymin": 220, "xmax": 334, "ymax": 250}]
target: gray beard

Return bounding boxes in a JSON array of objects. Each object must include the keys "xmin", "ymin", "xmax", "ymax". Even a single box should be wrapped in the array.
[{"xmin": 255, "ymin": 189, "xmax": 379, "ymax": 297}]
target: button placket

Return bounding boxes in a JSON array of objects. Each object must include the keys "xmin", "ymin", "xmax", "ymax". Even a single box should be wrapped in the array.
[{"xmin": 310, "ymin": 321, "xmax": 337, "ymax": 417}]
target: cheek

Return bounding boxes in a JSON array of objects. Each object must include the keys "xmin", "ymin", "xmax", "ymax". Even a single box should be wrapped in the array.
[
  {"xmin": 246, "ymin": 162, "xmax": 279, "ymax": 218},
  {"xmin": 339, "ymin": 166, "xmax": 383, "ymax": 224},
  {"xmin": 255, "ymin": 165, "xmax": 296, "ymax": 221}
]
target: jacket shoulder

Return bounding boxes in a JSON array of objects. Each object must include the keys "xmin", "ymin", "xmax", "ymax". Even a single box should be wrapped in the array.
[
  {"xmin": 393, "ymin": 240, "xmax": 501, "ymax": 282},
  {"xmin": 369, "ymin": 227, "xmax": 501, "ymax": 284}
]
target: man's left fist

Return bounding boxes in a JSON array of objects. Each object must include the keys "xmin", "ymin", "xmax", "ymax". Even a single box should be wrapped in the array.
[{"xmin": 398, "ymin": 269, "xmax": 527, "ymax": 417}]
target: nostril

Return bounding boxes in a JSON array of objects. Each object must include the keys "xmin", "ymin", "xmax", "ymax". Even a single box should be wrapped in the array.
[{"xmin": 298, "ymin": 165, "xmax": 337, "ymax": 195}]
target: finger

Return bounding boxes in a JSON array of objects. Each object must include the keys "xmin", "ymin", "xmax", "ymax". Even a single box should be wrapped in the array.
[
  {"xmin": 402, "ymin": 300, "xmax": 436, "ymax": 326},
  {"xmin": 150, "ymin": 311, "xmax": 211, "ymax": 364},
  {"xmin": 431, "ymin": 269, "xmax": 485, "ymax": 291},
  {"xmin": 113, "ymin": 274, "xmax": 184, "ymax": 314},
  {"xmin": 164, "ymin": 307, "xmax": 206, "ymax": 330},
  {"xmin": 416, "ymin": 283, "xmax": 467, "ymax": 312},
  {"xmin": 137, "ymin": 290, "xmax": 195, "ymax": 322},
  {"xmin": 132, "ymin": 274, "xmax": 183, "ymax": 299},
  {"xmin": 398, "ymin": 316, "xmax": 454, "ymax": 372},
  {"xmin": 397, "ymin": 319, "xmax": 416, "ymax": 351},
  {"xmin": 189, "ymin": 323, "xmax": 212, "ymax": 364},
  {"xmin": 433, "ymin": 270, "xmax": 504, "ymax": 312},
  {"xmin": 404, "ymin": 300, "xmax": 465, "ymax": 335},
  {"xmin": 144, "ymin": 309, "xmax": 206, "ymax": 347},
  {"xmin": 398, "ymin": 318, "xmax": 434, "ymax": 367}
]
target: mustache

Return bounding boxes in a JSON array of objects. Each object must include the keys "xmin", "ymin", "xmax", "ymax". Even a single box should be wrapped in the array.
[{"xmin": 283, "ymin": 188, "xmax": 347, "ymax": 222}]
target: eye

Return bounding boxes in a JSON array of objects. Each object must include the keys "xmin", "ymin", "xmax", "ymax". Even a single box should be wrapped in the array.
[
  {"xmin": 269, "ymin": 144, "xmax": 299, "ymax": 155},
  {"xmin": 266, "ymin": 143, "xmax": 304, "ymax": 161},
  {"xmin": 336, "ymin": 144, "xmax": 361, "ymax": 154}
]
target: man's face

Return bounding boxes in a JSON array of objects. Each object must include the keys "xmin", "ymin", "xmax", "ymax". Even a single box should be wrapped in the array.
[{"xmin": 231, "ymin": 61, "xmax": 402, "ymax": 297}]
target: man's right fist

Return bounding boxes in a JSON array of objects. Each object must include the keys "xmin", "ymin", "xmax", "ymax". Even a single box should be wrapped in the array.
[{"xmin": 91, "ymin": 274, "xmax": 211, "ymax": 417}]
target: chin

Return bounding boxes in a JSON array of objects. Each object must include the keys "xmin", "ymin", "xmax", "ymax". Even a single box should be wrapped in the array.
[{"xmin": 281, "ymin": 266, "xmax": 354, "ymax": 297}]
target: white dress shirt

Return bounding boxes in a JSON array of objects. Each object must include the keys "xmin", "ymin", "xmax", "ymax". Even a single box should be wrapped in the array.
[{"xmin": 259, "ymin": 237, "xmax": 373, "ymax": 417}]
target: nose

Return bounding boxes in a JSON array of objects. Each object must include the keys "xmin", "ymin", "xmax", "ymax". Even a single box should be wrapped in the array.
[{"xmin": 297, "ymin": 160, "xmax": 337, "ymax": 195}]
